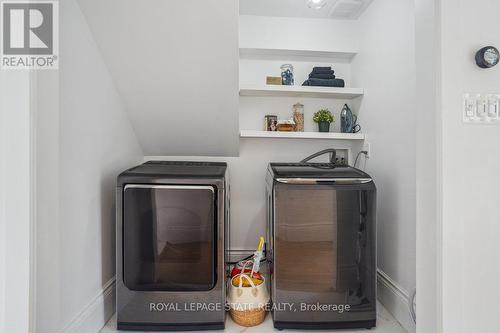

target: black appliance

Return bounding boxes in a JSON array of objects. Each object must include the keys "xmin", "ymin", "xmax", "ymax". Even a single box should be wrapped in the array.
[
  {"xmin": 116, "ymin": 161, "xmax": 228, "ymax": 331},
  {"xmin": 266, "ymin": 159, "xmax": 377, "ymax": 330}
]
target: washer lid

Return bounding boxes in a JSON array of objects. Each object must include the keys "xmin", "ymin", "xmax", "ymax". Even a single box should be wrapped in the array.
[
  {"xmin": 121, "ymin": 161, "xmax": 227, "ymax": 178},
  {"xmin": 269, "ymin": 163, "xmax": 371, "ymax": 180}
]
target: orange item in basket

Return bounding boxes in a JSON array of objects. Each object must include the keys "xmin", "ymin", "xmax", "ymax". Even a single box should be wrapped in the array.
[
  {"xmin": 230, "ymin": 267, "xmax": 263, "ymax": 280},
  {"xmin": 231, "ymin": 275, "xmax": 263, "ymax": 287}
]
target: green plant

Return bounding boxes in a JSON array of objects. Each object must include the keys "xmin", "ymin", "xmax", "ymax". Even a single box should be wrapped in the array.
[{"xmin": 313, "ymin": 109, "xmax": 334, "ymax": 123}]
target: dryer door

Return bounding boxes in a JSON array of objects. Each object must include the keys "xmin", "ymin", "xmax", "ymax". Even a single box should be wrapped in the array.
[{"xmin": 123, "ymin": 184, "xmax": 217, "ymax": 291}]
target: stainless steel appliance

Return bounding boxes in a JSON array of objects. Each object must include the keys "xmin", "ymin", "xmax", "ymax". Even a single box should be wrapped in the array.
[
  {"xmin": 266, "ymin": 161, "xmax": 377, "ymax": 330},
  {"xmin": 116, "ymin": 161, "xmax": 228, "ymax": 331}
]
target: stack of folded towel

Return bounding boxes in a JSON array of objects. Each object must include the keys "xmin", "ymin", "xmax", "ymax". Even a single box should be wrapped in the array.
[{"xmin": 302, "ymin": 67, "xmax": 345, "ymax": 87}]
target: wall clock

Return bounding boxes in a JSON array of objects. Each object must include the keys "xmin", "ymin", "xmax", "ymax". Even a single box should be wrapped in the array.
[{"xmin": 475, "ymin": 46, "xmax": 500, "ymax": 68}]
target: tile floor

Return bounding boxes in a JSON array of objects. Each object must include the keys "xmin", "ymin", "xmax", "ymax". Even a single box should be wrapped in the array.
[{"xmin": 100, "ymin": 302, "xmax": 407, "ymax": 333}]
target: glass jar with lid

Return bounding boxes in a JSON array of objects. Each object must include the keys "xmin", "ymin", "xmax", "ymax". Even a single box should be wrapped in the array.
[
  {"xmin": 280, "ymin": 64, "xmax": 294, "ymax": 85},
  {"xmin": 293, "ymin": 102, "xmax": 304, "ymax": 132}
]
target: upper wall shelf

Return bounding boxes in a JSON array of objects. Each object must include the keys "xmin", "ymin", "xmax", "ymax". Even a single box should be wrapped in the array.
[
  {"xmin": 239, "ymin": 47, "xmax": 358, "ymax": 63},
  {"xmin": 240, "ymin": 130, "xmax": 365, "ymax": 140},
  {"xmin": 239, "ymin": 84, "xmax": 364, "ymax": 99}
]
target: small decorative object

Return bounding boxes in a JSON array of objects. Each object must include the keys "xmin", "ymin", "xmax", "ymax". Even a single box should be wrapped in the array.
[
  {"xmin": 475, "ymin": 46, "xmax": 499, "ymax": 68},
  {"xmin": 293, "ymin": 102, "xmax": 304, "ymax": 132},
  {"xmin": 266, "ymin": 76, "xmax": 282, "ymax": 85},
  {"xmin": 313, "ymin": 109, "xmax": 334, "ymax": 133},
  {"xmin": 277, "ymin": 119, "xmax": 296, "ymax": 132},
  {"xmin": 340, "ymin": 104, "xmax": 355, "ymax": 133},
  {"xmin": 264, "ymin": 115, "xmax": 278, "ymax": 131},
  {"xmin": 280, "ymin": 64, "xmax": 294, "ymax": 85}
]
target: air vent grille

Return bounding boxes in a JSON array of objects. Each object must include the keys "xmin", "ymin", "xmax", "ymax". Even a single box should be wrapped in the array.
[{"xmin": 329, "ymin": 0, "xmax": 373, "ymax": 19}]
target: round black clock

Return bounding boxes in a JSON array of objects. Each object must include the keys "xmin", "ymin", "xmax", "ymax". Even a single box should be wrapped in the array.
[{"xmin": 475, "ymin": 46, "xmax": 500, "ymax": 68}]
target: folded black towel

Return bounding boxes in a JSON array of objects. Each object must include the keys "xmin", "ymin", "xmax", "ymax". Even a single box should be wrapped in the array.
[
  {"xmin": 309, "ymin": 73, "xmax": 336, "ymax": 80},
  {"xmin": 312, "ymin": 66, "xmax": 332, "ymax": 71},
  {"xmin": 312, "ymin": 69, "xmax": 335, "ymax": 75},
  {"xmin": 302, "ymin": 78, "xmax": 345, "ymax": 87},
  {"xmin": 311, "ymin": 67, "xmax": 334, "ymax": 75}
]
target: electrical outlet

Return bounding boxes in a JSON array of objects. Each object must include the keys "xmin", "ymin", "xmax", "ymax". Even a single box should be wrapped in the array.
[
  {"xmin": 334, "ymin": 149, "xmax": 348, "ymax": 164},
  {"xmin": 363, "ymin": 143, "xmax": 371, "ymax": 158}
]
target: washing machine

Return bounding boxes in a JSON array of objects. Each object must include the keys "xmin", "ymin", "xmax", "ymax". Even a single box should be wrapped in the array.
[
  {"xmin": 116, "ymin": 161, "xmax": 228, "ymax": 331},
  {"xmin": 266, "ymin": 156, "xmax": 377, "ymax": 330}
]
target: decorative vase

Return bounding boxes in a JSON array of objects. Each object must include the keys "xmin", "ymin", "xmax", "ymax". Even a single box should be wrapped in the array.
[
  {"xmin": 340, "ymin": 104, "xmax": 354, "ymax": 133},
  {"xmin": 318, "ymin": 122, "xmax": 330, "ymax": 132}
]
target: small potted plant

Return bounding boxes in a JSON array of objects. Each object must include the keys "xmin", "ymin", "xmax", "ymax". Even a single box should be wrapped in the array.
[{"xmin": 313, "ymin": 109, "xmax": 335, "ymax": 132}]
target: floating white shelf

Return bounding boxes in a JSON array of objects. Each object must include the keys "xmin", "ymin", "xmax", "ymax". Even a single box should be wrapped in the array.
[
  {"xmin": 240, "ymin": 130, "xmax": 365, "ymax": 140},
  {"xmin": 239, "ymin": 47, "xmax": 358, "ymax": 63},
  {"xmin": 239, "ymin": 84, "xmax": 364, "ymax": 99}
]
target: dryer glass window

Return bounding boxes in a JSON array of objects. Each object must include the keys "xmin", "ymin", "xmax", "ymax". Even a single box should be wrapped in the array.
[{"xmin": 123, "ymin": 185, "xmax": 217, "ymax": 291}]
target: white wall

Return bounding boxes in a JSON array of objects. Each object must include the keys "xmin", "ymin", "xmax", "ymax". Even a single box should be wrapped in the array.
[
  {"xmin": 34, "ymin": 69, "xmax": 61, "ymax": 333},
  {"xmin": 351, "ymin": 0, "xmax": 416, "ymax": 330},
  {"xmin": 239, "ymin": 15, "xmax": 360, "ymax": 52},
  {"xmin": 415, "ymin": 0, "xmax": 440, "ymax": 331},
  {"xmin": 77, "ymin": 0, "xmax": 240, "ymax": 157},
  {"xmin": 34, "ymin": 0, "xmax": 143, "ymax": 332},
  {"xmin": 439, "ymin": 0, "xmax": 500, "ymax": 332},
  {"xmin": 0, "ymin": 90, "xmax": 4, "ymax": 327},
  {"xmin": 0, "ymin": 71, "xmax": 33, "ymax": 333}
]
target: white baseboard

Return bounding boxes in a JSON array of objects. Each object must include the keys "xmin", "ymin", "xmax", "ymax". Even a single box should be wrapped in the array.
[
  {"xmin": 60, "ymin": 277, "xmax": 116, "ymax": 333},
  {"xmin": 377, "ymin": 269, "xmax": 415, "ymax": 333}
]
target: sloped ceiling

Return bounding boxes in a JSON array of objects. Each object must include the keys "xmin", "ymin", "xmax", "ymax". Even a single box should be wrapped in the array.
[{"xmin": 77, "ymin": 0, "xmax": 239, "ymax": 156}]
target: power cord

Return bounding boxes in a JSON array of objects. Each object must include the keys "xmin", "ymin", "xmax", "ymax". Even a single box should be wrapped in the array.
[
  {"xmin": 354, "ymin": 150, "xmax": 368, "ymax": 169},
  {"xmin": 409, "ymin": 288, "xmax": 416, "ymax": 323}
]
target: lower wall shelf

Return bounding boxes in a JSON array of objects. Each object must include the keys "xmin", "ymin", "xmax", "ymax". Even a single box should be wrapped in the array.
[{"xmin": 240, "ymin": 130, "xmax": 365, "ymax": 140}]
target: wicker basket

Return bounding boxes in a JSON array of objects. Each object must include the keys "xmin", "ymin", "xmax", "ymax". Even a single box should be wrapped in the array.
[
  {"xmin": 227, "ymin": 261, "xmax": 269, "ymax": 327},
  {"xmin": 230, "ymin": 307, "xmax": 267, "ymax": 327}
]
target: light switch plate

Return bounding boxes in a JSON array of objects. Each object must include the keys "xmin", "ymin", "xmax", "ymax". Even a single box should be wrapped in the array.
[
  {"xmin": 464, "ymin": 93, "xmax": 500, "ymax": 123},
  {"xmin": 477, "ymin": 99, "xmax": 487, "ymax": 118},
  {"xmin": 487, "ymin": 95, "xmax": 499, "ymax": 118},
  {"xmin": 464, "ymin": 93, "xmax": 479, "ymax": 119}
]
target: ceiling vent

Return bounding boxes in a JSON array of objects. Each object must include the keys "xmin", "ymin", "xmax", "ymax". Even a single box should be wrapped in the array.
[
  {"xmin": 239, "ymin": 0, "xmax": 374, "ymax": 20},
  {"xmin": 329, "ymin": 0, "xmax": 373, "ymax": 19}
]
